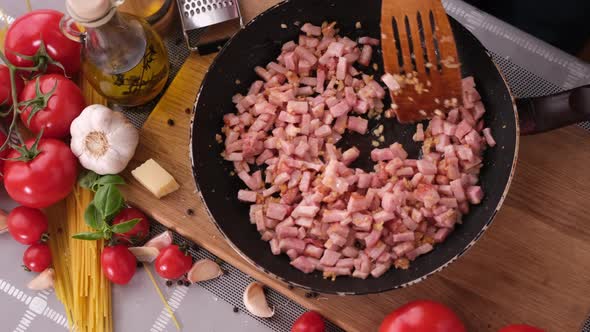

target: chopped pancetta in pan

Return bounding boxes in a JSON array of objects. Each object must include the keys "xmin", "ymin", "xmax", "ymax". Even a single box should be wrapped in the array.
[{"xmin": 220, "ymin": 22, "xmax": 495, "ymax": 280}]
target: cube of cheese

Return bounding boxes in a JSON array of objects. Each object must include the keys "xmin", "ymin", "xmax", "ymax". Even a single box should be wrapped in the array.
[{"xmin": 132, "ymin": 159, "xmax": 180, "ymax": 198}]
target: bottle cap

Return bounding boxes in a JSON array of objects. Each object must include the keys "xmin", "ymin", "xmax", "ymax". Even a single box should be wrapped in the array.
[{"xmin": 66, "ymin": 0, "xmax": 114, "ymax": 25}]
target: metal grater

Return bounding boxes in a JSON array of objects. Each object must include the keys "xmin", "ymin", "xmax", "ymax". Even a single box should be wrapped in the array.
[{"xmin": 176, "ymin": 0, "xmax": 243, "ymax": 53}]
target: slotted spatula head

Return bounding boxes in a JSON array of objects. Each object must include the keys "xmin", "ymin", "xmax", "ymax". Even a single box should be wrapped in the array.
[{"xmin": 381, "ymin": 0, "xmax": 462, "ymax": 123}]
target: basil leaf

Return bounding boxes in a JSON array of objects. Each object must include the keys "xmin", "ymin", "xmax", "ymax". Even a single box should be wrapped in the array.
[
  {"xmin": 94, "ymin": 184, "xmax": 125, "ymax": 222},
  {"xmin": 83, "ymin": 203, "xmax": 104, "ymax": 230},
  {"xmin": 72, "ymin": 231, "xmax": 106, "ymax": 240},
  {"xmin": 95, "ymin": 175, "xmax": 125, "ymax": 188},
  {"xmin": 78, "ymin": 171, "xmax": 100, "ymax": 190},
  {"xmin": 111, "ymin": 218, "xmax": 141, "ymax": 234}
]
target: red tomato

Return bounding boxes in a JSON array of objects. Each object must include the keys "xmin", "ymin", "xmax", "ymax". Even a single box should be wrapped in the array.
[
  {"xmin": 23, "ymin": 243, "xmax": 52, "ymax": 272},
  {"xmin": 4, "ymin": 138, "xmax": 78, "ymax": 208},
  {"xmin": 498, "ymin": 324, "xmax": 545, "ymax": 332},
  {"xmin": 7, "ymin": 206, "xmax": 48, "ymax": 245},
  {"xmin": 19, "ymin": 74, "xmax": 85, "ymax": 138},
  {"xmin": 4, "ymin": 10, "xmax": 81, "ymax": 76},
  {"xmin": 292, "ymin": 311, "xmax": 326, "ymax": 332},
  {"xmin": 379, "ymin": 300, "xmax": 467, "ymax": 332},
  {"xmin": 101, "ymin": 245, "xmax": 137, "ymax": 285},
  {"xmin": 112, "ymin": 207, "xmax": 150, "ymax": 245},
  {"xmin": 0, "ymin": 65, "xmax": 24, "ymax": 107},
  {"xmin": 154, "ymin": 245, "xmax": 192, "ymax": 280}
]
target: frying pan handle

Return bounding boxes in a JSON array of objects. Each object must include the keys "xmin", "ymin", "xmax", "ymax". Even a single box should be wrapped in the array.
[{"xmin": 516, "ymin": 85, "xmax": 590, "ymax": 135}]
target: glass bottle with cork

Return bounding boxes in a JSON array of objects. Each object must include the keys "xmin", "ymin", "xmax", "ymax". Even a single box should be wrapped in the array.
[{"xmin": 61, "ymin": 0, "xmax": 169, "ymax": 106}]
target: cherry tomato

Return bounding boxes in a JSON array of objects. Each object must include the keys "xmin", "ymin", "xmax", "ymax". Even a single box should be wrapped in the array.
[
  {"xmin": 379, "ymin": 300, "xmax": 467, "ymax": 332},
  {"xmin": 0, "ymin": 65, "xmax": 24, "ymax": 107},
  {"xmin": 498, "ymin": 324, "xmax": 545, "ymax": 332},
  {"xmin": 19, "ymin": 74, "xmax": 85, "ymax": 138},
  {"xmin": 112, "ymin": 207, "xmax": 150, "ymax": 245},
  {"xmin": 23, "ymin": 243, "xmax": 52, "ymax": 272},
  {"xmin": 4, "ymin": 10, "xmax": 81, "ymax": 76},
  {"xmin": 154, "ymin": 245, "xmax": 192, "ymax": 280},
  {"xmin": 7, "ymin": 206, "xmax": 48, "ymax": 245},
  {"xmin": 4, "ymin": 138, "xmax": 78, "ymax": 208},
  {"xmin": 292, "ymin": 311, "xmax": 326, "ymax": 332},
  {"xmin": 101, "ymin": 245, "xmax": 137, "ymax": 285}
]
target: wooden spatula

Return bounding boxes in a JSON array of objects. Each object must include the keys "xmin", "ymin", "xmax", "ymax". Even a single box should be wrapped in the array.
[{"xmin": 381, "ymin": 0, "xmax": 462, "ymax": 123}]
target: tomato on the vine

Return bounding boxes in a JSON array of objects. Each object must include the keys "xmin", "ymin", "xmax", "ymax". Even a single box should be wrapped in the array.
[
  {"xmin": 292, "ymin": 311, "xmax": 326, "ymax": 332},
  {"xmin": 7, "ymin": 206, "xmax": 48, "ymax": 245},
  {"xmin": 19, "ymin": 74, "xmax": 85, "ymax": 138},
  {"xmin": 379, "ymin": 300, "xmax": 467, "ymax": 332},
  {"xmin": 23, "ymin": 243, "xmax": 52, "ymax": 272},
  {"xmin": 4, "ymin": 10, "xmax": 81, "ymax": 76},
  {"xmin": 101, "ymin": 245, "xmax": 137, "ymax": 285},
  {"xmin": 154, "ymin": 245, "xmax": 192, "ymax": 280},
  {"xmin": 112, "ymin": 207, "xmax": 150, "ymax": 245},
  {"xmin": 0, "ymin": 65, "xmax": 24, "ymax": 107},
  {"xmin": 4, "ymin": 138, "xmax": 78, "ymax": 208},
  {"xmin": 498, "ymin": 324, "xmax": 545, "ymax": 332}
]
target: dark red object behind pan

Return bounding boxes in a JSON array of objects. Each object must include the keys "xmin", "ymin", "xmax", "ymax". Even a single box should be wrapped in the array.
[{"xmin": 190, "ymin": 0, "xmax": 590, "ymax": 294}]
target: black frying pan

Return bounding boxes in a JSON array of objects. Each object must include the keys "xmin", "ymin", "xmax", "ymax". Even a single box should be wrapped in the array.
[{"xmin": 190, "ymin": 0, "xmax": 590, "ymax": 294}]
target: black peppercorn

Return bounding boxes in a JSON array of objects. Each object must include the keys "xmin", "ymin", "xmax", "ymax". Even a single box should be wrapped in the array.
[
  {"xmin": 177, "ymin": 279, "xmax": 183, "ymax": 286},
  {"xmin": 287, "ymin": 285, "xmax": 294, "ymax": 290},
  {"xmin": 232, "ymin": 306, "xmax": 239, "ymax": 313},
  {"xmin": 304, "ymin": 292, "xmax": 312, "ymax": 298},
  {"xmin": 185, "ymin": 108, "xmax": 191, "ymax": 114},
  {"xmin": 184, "ymin": 280, "xmax": 191, "ymax": 287},
  {"xmin": 167, "ymin": 119, "xmax": 175, "ymax": 126},
  {"xmin": 166, "ymin": 280, "xmax": 173, "ymax": 287},
  {"xmin": 186, "ymin": 209, "xmax": 194, "ymax": 216}
]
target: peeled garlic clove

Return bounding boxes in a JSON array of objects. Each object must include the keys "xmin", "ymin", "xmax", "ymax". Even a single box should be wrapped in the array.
[
  {"xmin": 28, "ymin": 268, "xmax": 55, "ymax": 290},
  {"xmin": 129, "ymin": 246, "xmax": 160, "ymax": 263},
  {"xmin": 187, "ymin": 259, "xmax": 223, "ymax": 283},
  {"xmin": 243, "ymin": 282, "xmax": 274, "ymax": 318},
  {"xmin": 145, "ymin": 231, "xmax": 173, "ymax": 250},
  {"xmin": 0, "ymin": 209, "xmax": 7, "ymax": 234}
]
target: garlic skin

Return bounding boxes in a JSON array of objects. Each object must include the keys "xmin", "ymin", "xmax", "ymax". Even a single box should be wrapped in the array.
[{"xmin": 70, "ymin": 104, "xmax": 139, "ymax": 175}]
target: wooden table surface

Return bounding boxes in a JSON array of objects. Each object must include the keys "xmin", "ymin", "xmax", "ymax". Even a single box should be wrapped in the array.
[{"xmin": 111, "ymin": 52, "xmax": 590, "ymax": 332}]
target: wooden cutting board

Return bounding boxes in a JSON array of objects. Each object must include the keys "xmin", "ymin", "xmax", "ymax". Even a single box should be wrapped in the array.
[{"xmin": 113, "ymin": 2, "xmax": 590, "ymax": 331}]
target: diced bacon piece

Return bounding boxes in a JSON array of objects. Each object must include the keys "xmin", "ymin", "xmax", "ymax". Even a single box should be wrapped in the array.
[
  {"xmin": 238, "ymin": 190, "xmax": 257, "ymax": 202},
  {"xmin": 472, "ymin": 100, "xmax": 485, "ymax": 120},
  {"xmin": 279, "ymin": 238, "xmax": 306, "ymax": 253},
  {"xmin": 329, "ymin": 100, "xmax": 351, "ymax": 117},
  {"xmin": 392, "ymin": 231, "xmax": 415, "ymax": 243},
  {"xmin": 434, "ymin": 228, "xmax": 452, "ymax": 243},
  {"xmin": 300, "ymin": 76, "xmax": 317, "ymax": 86},
  {"xmin": 393, "ymin": 242, "xmax": 415, "ymax": 257},
  {"xmin": 282, "ymin": 40, "xmax": 297, "ymax": 51},
  {"xmin": 413, "ymin": 123, "xmax": 424, "ymax": 141},
  {"xmin": 248, "ymin": 80, "xmax": 264, "ymax": 95},
  {"xmin": 262, "ymin": 186, "xmax": 279, "ymax": 197},
  {"xmin": 456, "ymin": 145, "xmax": 474, "ymax": 161},
  {"xmin": 268, "ymin": 61, "xmax": 287, "ymax": 74},
  {"xmin": 396, "ymin": 167, "xmax": 414, "ymax": 177},
  {"xmin": 284, "ymin": 52, "xmax": 299, "ymax": 71},
  {"xmin": 414, "ymin": 184, "xmax": 440, "ymax": 208},
  {"xmin": 269, "ymin": 238, "xmax": 281, "ymax": 255},
  {"xmin": 298, "ymin": 60, "xmax": 312, "ymax": 76},
  {"xmin": 286, "ymin": 249, "xmax": 299, "ymax": 260},
  {"xmin": 352, "ymin": 213, "xmax": 372, "ymax": 232},
  {"xmin": 333, "ymin": 115, "xmax": 348, "ymax": 134},
  {"xmin": 347, "ymin": 193, "xmax": 368, "ymax": 213},
  {"xmin": 357, "ymin": 173, "xmax": 372, "ymax": 188},
  {"xmin": 358, "ymin": 44, "xmax": 372, "ymax": 66},
  {"xmin": 382, "ymin": 73, "xmax": 401, "ymax": 92},
  {"xmin": 455, "ymin": 120, "xmax": 472, "ymax": 139},
  {"xmin": 390, "ymin": 143, "xmax": 408, "ymax": 160},
  {"xmin": 342, "ymin": 246, "xmax": 359, "ymax": 258},
  {"xmin": 287, "ymin": 100, "xmax": 309, "ymax": 114},
  {"xmin": 402, "ymin": 217, "xmax": 418, "ymax": 231},
  {"xmin": 274, "ymin": 172, "xmax": 290, "ymax": 185},
  {"xmin": 255, "ymin": 66, "xmax": 272, "ymax": 81},
  {"xmin": 341, "ymin": 147, "xmax": 360, "ymax": 165},
  {"xmin": 278, "ymin": 111, "xmax": 301, "ymax": 124},
  {"xmin": 277, "ymin": 226, "xmax": 299, "ymax": 239},
  {"xmin": 371, "ymin": 148, "xmax": 394, "ymax": 161},
  {"xmin": 466, "ymin": 186, "xmax": 484, "ymax": 204},
  {"xmin": 483, "ymin": 128, "xmax": 496, "ymax": 147},
  {"xmin": 370, "ymin": 263, "xmax": 390, "ymax": 278},
  {"xmin": 226, "ymin": 152, "xmax": 243, "ymax": 161},
  {"xmin": 434, "ymin": 209, "xmax": 457, "ymax": 228},
  {"xmin": 373, "ymin": 210, "xmax": 395, "ymax": 223},
  {"xmin": 297, "ymin": 171, "xmax": 311, "ymax": 192},
  {"xmin": 353, "ymin": 99, "xmax": 369, "ymax": 114},
  {"xmin": 443, "ymin": 121, "xmax": 457, "ymax": 136},
  {"xmin": 295, "ymin": 46, "xmax": 317, "ymax": 65},
  {"xmin": 464, "ymin": 129, "xmax": 482, "ymax": 149},
  {"xmin": 295, "ymin": 216, "xmax": 314, "ymax": 228},
  {"xmin": 336, "ymin": 258, "xmax": 355, "ymax": 269},
  {"xmin": 344, "ymin": 87, "xmax": 357, "ymax": 106},
  {"xmin": 322, "ymin": 209, "xmax": 349, "ymax": 223},
  {"xmin": 435, "ymin": 135, "xmax": 451, "ymax": 153},
  {"xmin": 320, "ymin": 249, "xmax": 342, "ymax": 266},
  {"xmin": 406, "ymin": 243, "xmax": 433, "ymax": 261},
  {"xmin": 364, "ymin": 229, "xmax": 382, "ymax": 248},
  {"xmin": 291, "ymin": 204, "xmax": 320, "ymax": 218},
  {"xmin": 325, "ymin": 41, "xmax": 345, "ymax": 58},
  {"xmin": 417, "ymin": 160, "xmax": 437, "ymax": 175},
  {"xmin": 446, "ymin": 157, "xmax": 461, "ymax": 180},
  {"xmin": 352, "ymin": 270, "xmax": 369, "ymax": 279},
  {"xmin": 291, "ymin": 256, "xmax": 316, "ymax": 273},
  {"xmin": 367, "ymin": 80, "xmax": 386, "ymax": 98},
  {"xmin": 315, "ymin": 69, "xmax": 326, "ymax": 93},
  {"xmin": 440, "ymin": 197, "xmax": 458, "ymax": 208},
  {"xmin": 336, "ymin": 57, "xmax": 348, "ymax": 80},
  {"xmin": 367, "ymin": 241, "xmax": 387, "ymax": 259},
  {"xmin": 314, "ymin": 124, "xmax": 332, "ymax": 137},
  {"xmin": 238, "ymin": 171, "xmax": 262, "ymax": 190},
  {"xmin": 358, "ymin": 36, "xmax": 380, "ymax": 45},
  {"xmin": 301, "ymin": 22, "xmax": 322, "ymax": 36},
  {"xmin": 347, "ymin": 116, "xmax": 368, "ymax": 134},
  {"xmin": 430, "ymin": 117, "xmax": 444, "ymax": 135},
  {"xmin": 267, "ymin": 202, "xmax": 289, "ymax": 220}
]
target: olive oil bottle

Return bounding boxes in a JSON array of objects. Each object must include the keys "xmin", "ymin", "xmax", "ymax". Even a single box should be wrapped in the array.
[{"xmin": 63, "ymin": 0, "xmax": 169, "ymax": 106}]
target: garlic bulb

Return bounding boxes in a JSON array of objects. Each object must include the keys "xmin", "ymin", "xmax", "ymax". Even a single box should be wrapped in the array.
[
  {"xmin": 70, "ymin": 104, "xmax": 139, "ymax": 175},
  {"xmin": 243, "ymin": 282, "xmax": 274, "ymax": 318}
]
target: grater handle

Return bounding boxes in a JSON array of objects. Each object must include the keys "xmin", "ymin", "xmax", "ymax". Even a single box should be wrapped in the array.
[{"xmin": 517, "ymin": 85, "xmax": 590, "ymax": 135}]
